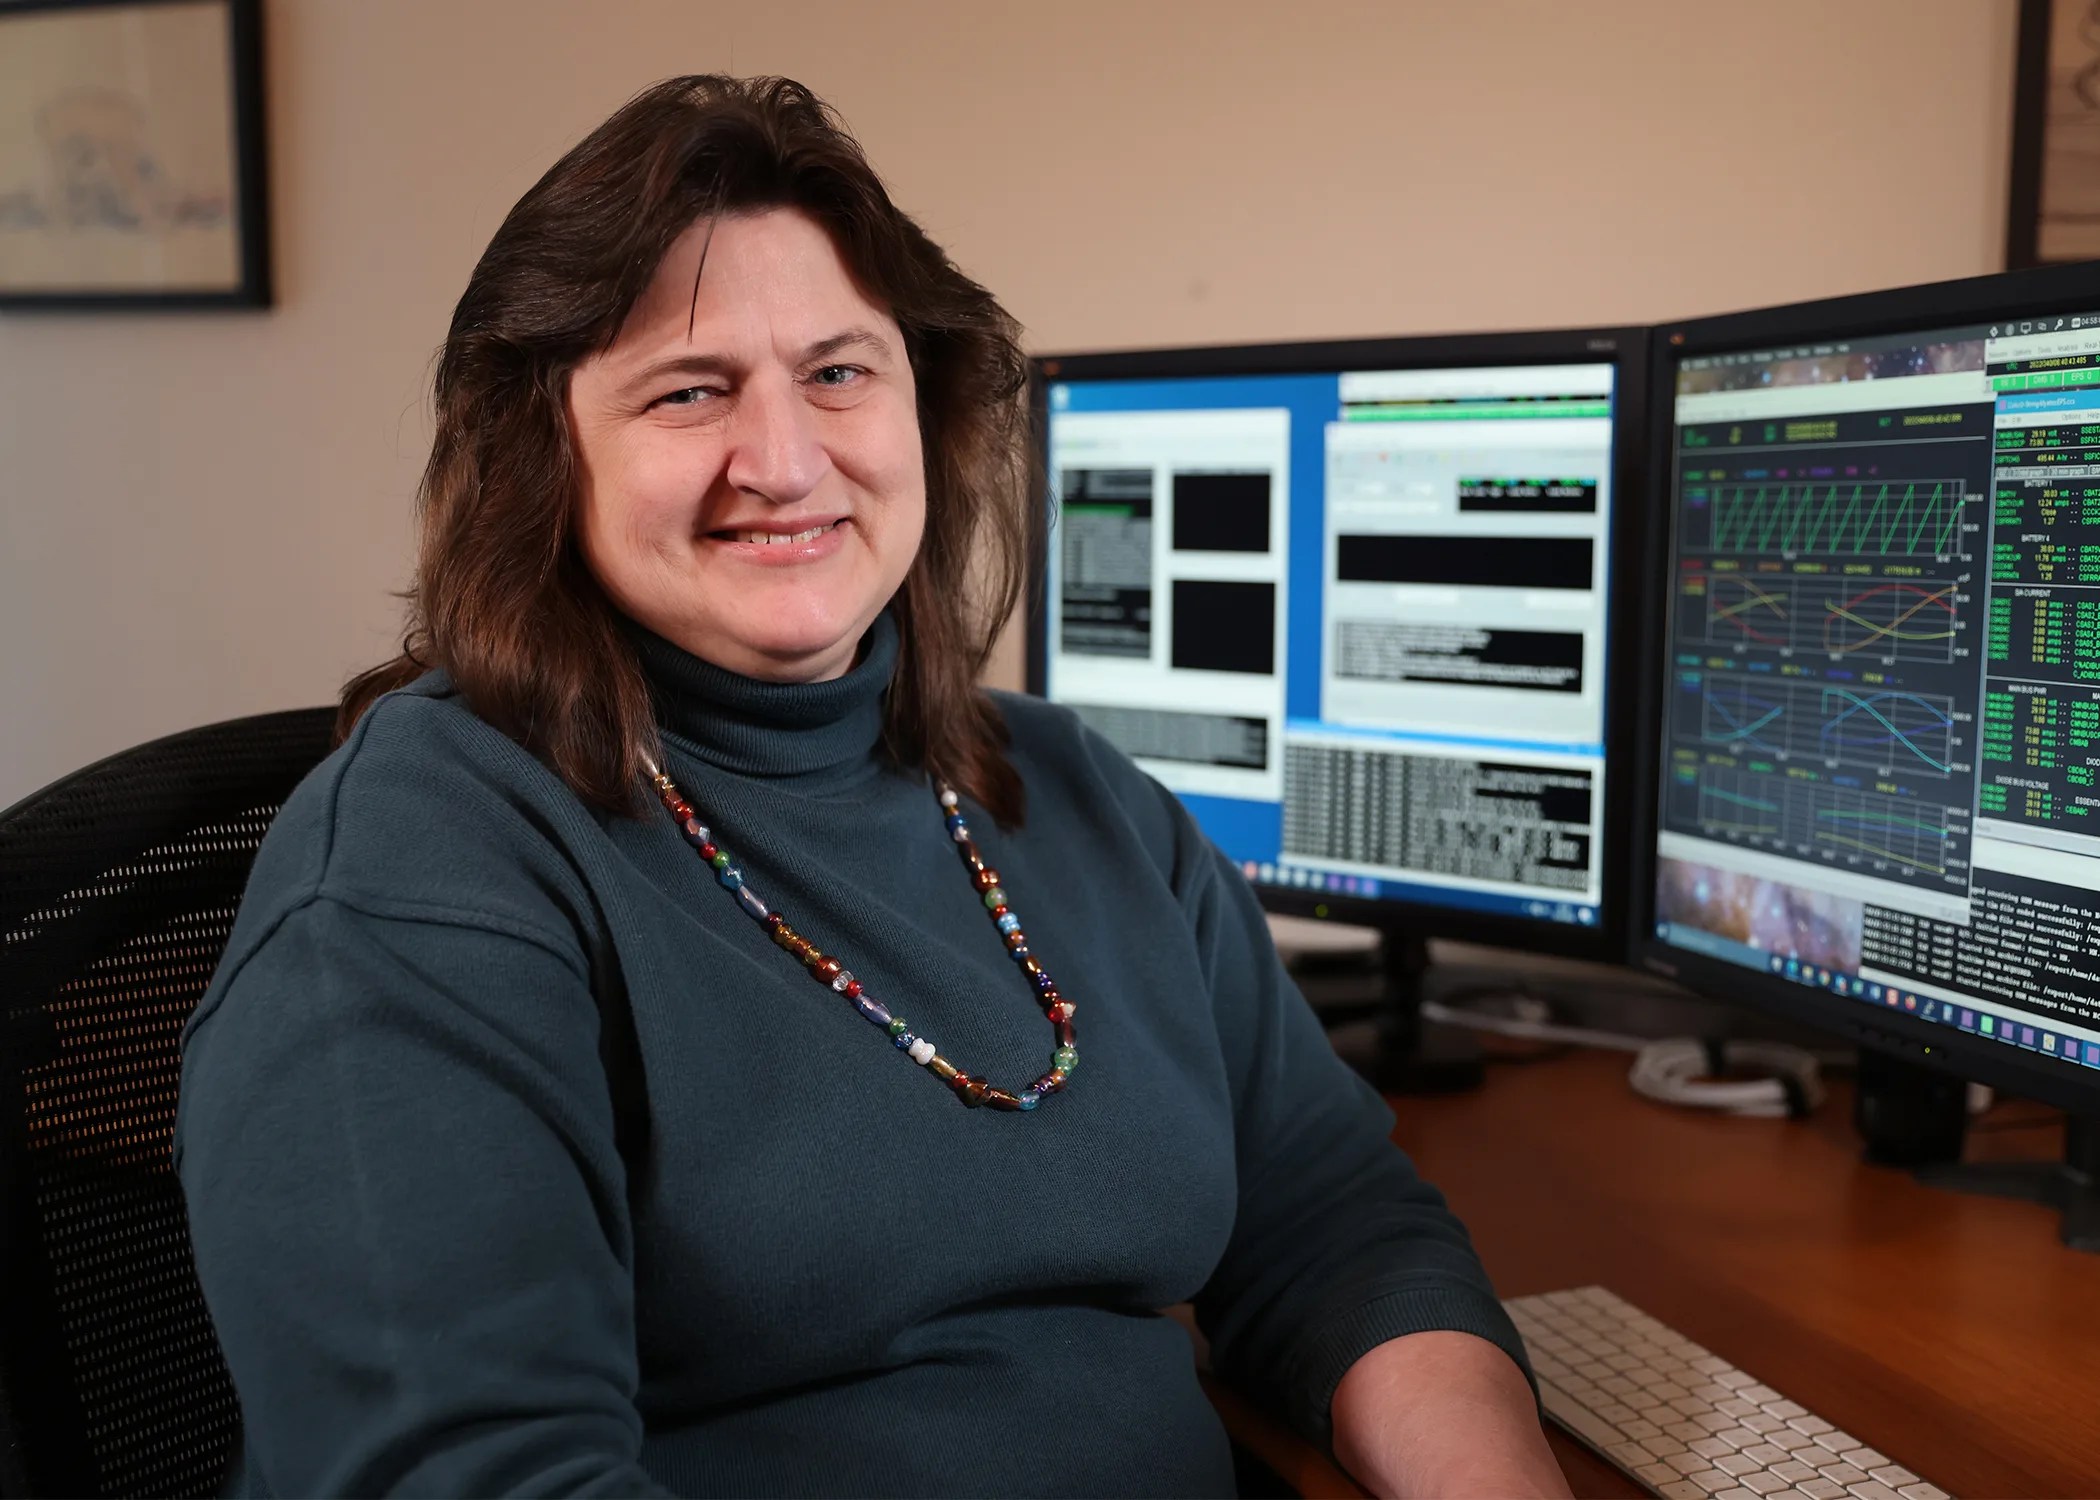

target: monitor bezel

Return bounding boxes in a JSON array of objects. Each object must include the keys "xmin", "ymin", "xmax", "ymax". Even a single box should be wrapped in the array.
[
  {"xmin": 1027, "ymin": 324, "xmax": 1649, "ymax": 960},
  {"xmin": 1630, "ymin": 261, "xmax": 2100, "ymax": 1115}
]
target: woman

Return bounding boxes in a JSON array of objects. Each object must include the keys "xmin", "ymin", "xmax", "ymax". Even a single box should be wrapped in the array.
[{"xmin": 176, "ymin": 76, "xmax": 1567, "ymax": 1498}]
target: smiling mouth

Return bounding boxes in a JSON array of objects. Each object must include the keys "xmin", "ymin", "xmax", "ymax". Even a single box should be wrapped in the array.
[{"xmin": 712, "ymin": 519, "xmax": 846, "ymax": 545}]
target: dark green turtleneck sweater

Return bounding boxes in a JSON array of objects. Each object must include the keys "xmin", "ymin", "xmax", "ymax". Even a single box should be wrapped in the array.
[{"xmin": 175, "ymin": 614, "xmax": 1526, "ymax": 1497}]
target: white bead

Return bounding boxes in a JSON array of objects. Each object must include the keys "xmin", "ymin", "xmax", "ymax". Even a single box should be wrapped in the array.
[
  {"xmin": 908, "ymin": 1037, "xmax": 936, "ymax": 1065},
  {"xmin": 951, "ymin": 825, "xmax": 970, "ymax": 843},
  {"xmin": 831, "ymin": 969, "xmax": 855, "ymax": 992},
  {"xmin": 939, "ymin": 787, "xmax": 959, "ymax": 808}
]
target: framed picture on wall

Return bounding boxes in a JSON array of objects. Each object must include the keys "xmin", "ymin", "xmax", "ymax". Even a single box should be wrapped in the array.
[
  {"xmin": 2009, "ymin": 0, "xmax": 2100, "ymax": 266},
  {"xmin": 0, "ymin": 0, "xmax": 269, "ymax": 309}
]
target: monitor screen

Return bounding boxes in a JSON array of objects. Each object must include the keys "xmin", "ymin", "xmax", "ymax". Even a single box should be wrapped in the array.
[
  {"xmin": 1651, "ymin": 302, "xmax": 2100, "ymax": 1081},
  {"xmin": 1038, "ymin": 340, "xmax": 1634, "ymax": 939}
]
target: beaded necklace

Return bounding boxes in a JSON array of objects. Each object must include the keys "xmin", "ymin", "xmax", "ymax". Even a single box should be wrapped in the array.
[{"xmin": 647, "ymin": 763, "xmax": 1076, "ymax": 1111}]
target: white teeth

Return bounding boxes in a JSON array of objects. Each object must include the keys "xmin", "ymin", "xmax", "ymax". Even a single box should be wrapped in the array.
[{"xmin": 734, "ymin": 523, "xmax": 832, "ymax": 545}]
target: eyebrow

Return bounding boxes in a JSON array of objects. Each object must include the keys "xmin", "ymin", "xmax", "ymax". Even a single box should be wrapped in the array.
[{"xmin": 620, "ymin": 327, "xmax": 897, "ymax": 400}]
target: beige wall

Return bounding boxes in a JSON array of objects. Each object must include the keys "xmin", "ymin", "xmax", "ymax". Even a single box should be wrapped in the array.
[{"xmin": 0, "ymin": 0, "xmax": 2017, "ymax": 807}]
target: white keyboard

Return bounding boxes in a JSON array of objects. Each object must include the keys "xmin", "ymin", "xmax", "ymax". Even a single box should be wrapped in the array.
[{"xmin": 1504, "ymin": 1287, "xmax": 1950, "ymax": 1500}]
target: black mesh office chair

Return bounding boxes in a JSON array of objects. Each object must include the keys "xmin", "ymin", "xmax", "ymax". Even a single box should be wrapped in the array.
[{"xmin": 0, "ymin": 709, "xmax": 336, "ymax": 1499}]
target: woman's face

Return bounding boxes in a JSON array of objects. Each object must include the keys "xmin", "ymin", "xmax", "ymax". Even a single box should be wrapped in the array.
[{"xmin": 567, "ymin": 208, "xmax": 925, "ymax": 682}]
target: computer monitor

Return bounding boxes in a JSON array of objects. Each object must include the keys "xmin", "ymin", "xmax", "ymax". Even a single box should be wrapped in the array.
[
  {"xmin": 1030, "ymin": 328, "xmax": 1647, "ymax": 963},
  {"xmin": 1634, "ymin": 265, "xmax": 2100, "ymax": 1232}
]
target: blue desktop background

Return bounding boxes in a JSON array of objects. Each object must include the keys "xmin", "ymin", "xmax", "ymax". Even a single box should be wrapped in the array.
[{"xmin": 1048, "ymin": 372, "xmax": 1607, "ymax": 925}]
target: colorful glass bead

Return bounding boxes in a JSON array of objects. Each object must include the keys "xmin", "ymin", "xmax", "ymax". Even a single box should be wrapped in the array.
[
  {"xmin": 973, "ymin": 867, "xmax": 1000, "ymax": 892},
  {"xmin": 735, "ymin": 887, "xmax": 769, "ymax": 922},
  {"xmin": 939, "ymin": 788, "xmax": 959, "ymax": 809},
  {"xmin": 1057, "ymin": 1020, "xmax": 1077, "ymax": 1048},
  {"xmin": 709, "ymin": 850, "xmax": 730, "ymax": 871},
  {"xmin": 929, "ymin": 1056, "xmax": 960, "ymax": 1082},
  {"xmin": 955, "ymin": 1075, "xmax": 990, "ymax": 1107},
  {"xmin": 700, "ymin": 841, "xmax": 719, "ymax": 861},
  {"xmin": 907, "ymin": 1038, "xmax": 936, "ymax": 1065},
  {"xmin": 1004, "ymin": 932, "xmax": 1028, "ymax": 953},
  {"xmin": 1017, "ymin": 1090, "xmax": 1041, "ymax": 1111},
  {"xmin": 1053, "ymin": 1045, "xmax": 1078, "ymax": 1075},
  {"xmin": 886, "ymin": 1017, "xmax": 909, "ymax": 1038},
  {"xmin": 982, "ymin": 887, "xmax": 1006, "ymax": 909},
  {"xmin": 995, "ymin": 913, "xmax": 1020, "ymax": 935},
  {"xmin": 717, "ymin": 865, "xmax": 742, "ymax": 890},
  {"xmin": 815, "ymin": 957, "xmax": 842, "ymax": 983},
  {"xmin": 830, "ymin": 968, "xmax": 855, "ymax": 992},
  {"xmin": 893, "ymin": 1030, "xmax": 916, "ymax": 1050}
]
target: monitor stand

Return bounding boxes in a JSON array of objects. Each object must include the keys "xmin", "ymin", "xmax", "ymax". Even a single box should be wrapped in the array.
[
  {"xmin": 1854, "ymin": 1050, "xmax": 2100, "ymax": 1254},
  {"xmin": 1365, "ymin": 930, "xmax": 1486, "ymax": 1096}
]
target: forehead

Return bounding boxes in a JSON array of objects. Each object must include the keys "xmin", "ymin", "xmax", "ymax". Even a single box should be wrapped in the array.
[{"xmin": 611, "ymin": 207, "xmax": 896, "ymax": 357}]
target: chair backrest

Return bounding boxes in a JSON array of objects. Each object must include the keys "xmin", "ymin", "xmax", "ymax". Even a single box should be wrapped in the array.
[{"xmin": 0, "ymin": 710, "xmax": 337, "ymax": 1499}]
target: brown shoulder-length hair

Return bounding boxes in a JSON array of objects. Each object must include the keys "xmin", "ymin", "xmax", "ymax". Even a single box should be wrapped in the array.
[{"xmin": 341, "ymin": 75, "xmax": 1037, "ymax": 824}]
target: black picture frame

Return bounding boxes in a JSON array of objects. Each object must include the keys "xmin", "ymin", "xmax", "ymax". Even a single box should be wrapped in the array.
[
  {"xmin": 0, "ymin": 0, "xmax": 271, "ymax": 310},
  {"xmin": 2007, "ymin": 0, "xmax": 2100, "ymax": 269}
]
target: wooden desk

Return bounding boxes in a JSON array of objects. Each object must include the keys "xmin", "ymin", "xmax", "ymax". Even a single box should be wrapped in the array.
[{"xmin": 1216, "ymin": 1048, "xmax": 2100, "ymax": 1498}]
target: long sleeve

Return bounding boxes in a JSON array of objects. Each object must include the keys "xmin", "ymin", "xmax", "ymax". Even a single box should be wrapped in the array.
[
  {"xmin": 176, "ymin": 893, "xmax": 669, "ymax": 1498},
  {"xmin": 1173, "ymin": 789, "xmax": 1532, "ymax": 1449}
]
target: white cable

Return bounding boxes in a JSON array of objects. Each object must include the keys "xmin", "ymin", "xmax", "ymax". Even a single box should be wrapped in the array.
[
  {"xmin": 1626, "ymin": 1037, "xmax": 1825, "ymax": 1119},
  {"xmin": 1420, "ymin": 1000, "xmax": 1828, "ymax": 1118},
  {"xmin": 1419, "ymin": 998, "xmax": 1647, "ymax": 1053}
]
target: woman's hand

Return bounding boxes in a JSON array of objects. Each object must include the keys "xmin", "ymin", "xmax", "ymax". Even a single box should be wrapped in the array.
[{"xmin": 1331, "ymin": 1329, "xmax": 1572, "ymax": 1499}]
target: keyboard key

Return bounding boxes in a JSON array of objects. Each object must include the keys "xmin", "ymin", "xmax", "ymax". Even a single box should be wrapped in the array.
[
  {"xmin": 1791, "ymin": 1415, "xmax": 1836, "ymax": 1437},
  {"xmin": 1621, "ymin": 1418, "xmax": 1663, "ymax": 1441},
  {"xmin": 1741, "ymin": 1443, "xmax": 1788, "ymax": 1465},
  {"xmin": 1686, "ymin": 1471, "xmax": 1734, "ymax": 1492},
  {"xmin": 1740, "ymin": 1384, "xmax": 1780, "ymax": 1404},
  {"xmin": 1714, "ymin": 1490, "xmax": 1760, "ymax": 1500},
  {"xmin": 1711, "ymin": 1427, "xmax": 1759, "ymax": 1452},
  {"xmin": 1718, "ymin": 1398, "xmax": 1759, "ymax": 1419},
  {"xmin": 1667, "ymin": 1421, "xmax": 1708, "ymax": 1444},
  {"xmin": 1799, "ymin": 1481, "xmax": 1846, "ymax": 1500},
  {"xmin": 1764, "ymin": 1399, "xmax": 1807, "ymax": 1420},
  {"xmin": 1716, "ymin": 1367, "xmax": 1752, "ymax": 1387},
  {"xmin": 1842, "ymin": 1448, "xmax": 1889, "ymax": 1470},
  {"xmin": 1637, "ymin": 1463, "xmax": 1679, "ymax": 1486},
  {"xmin": 1666, "ymin": 1450, "xmax": 1707, "ymax": 1475},
  {"xmin": 1813, "ymin": 1431, "xmax": 1856, "ymax": 1455},
  {"xmin": 1849, "ymin": 1483, "xmax": 1903, "ymax": 1500},
  {"xmin": 1689, "ymin": 1437, "xmax": 1731, "ymax": 1460},
  {"xmin": 1819, "ymin": 1461, "xmax": 1868, "ymax": 1485},
  {"xmin": 1770, "ymin": 1458, "xmax": 1816, "ymax": 1483},
  {"xmin": 1772, "ymin": 1429, "xmax": 1817, "ymax": 1452},
  {"xmin": 1868, "ymin": 1464, "xmax": 1917, "ymax": 1486},
  {"xmin": 1742, "ymin": 1414, "xmax": 1783, "ymax": 1435},
  {"xmin": 1714, "ymin": 1452, "xmax": 1758, "ymax": 1476},
  {"xmin": 1896, "ymin": 1485, "xmax": 1949, "ymax": 1500},
  {"xmin": 1657, "ymin": 1483, "xmax": 1708, "ymax": 1500},
  {"xmin": 1741, "ymin": 1473, "xmax": 1786, "ymax": 1495},
  {"xmin": 1606, "ymin": 1442, "xmax": 1655, "ymax": 1468},
  {"xmin": 1694, "ymin": 1412, "xmax": 1734, "ymax": 1433}
]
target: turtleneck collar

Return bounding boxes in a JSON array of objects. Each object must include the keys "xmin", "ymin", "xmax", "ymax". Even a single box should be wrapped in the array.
[{"xmin": 630, "ymin": 612, "xmax": 898, "ymax": 786}]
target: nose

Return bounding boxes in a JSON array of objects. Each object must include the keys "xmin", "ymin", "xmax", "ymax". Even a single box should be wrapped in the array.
[{"xmin": 722, "ymin": 372, "xmax": 829, "ymax": 507}]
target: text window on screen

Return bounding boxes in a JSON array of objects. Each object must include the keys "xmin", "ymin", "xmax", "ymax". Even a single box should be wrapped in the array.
[{"xmin": 1318, "ymin": 366, "xmax": 1613, "ymax": 750}]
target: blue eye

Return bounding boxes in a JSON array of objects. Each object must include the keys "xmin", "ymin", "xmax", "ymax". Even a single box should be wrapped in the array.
[
  {"xmin": 659, "ymin": 387, "xmax": 712, "ymax": 406},
  {"xmin": 811, "ymin": 365, "xmax": 864, "ymax": 386}
]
